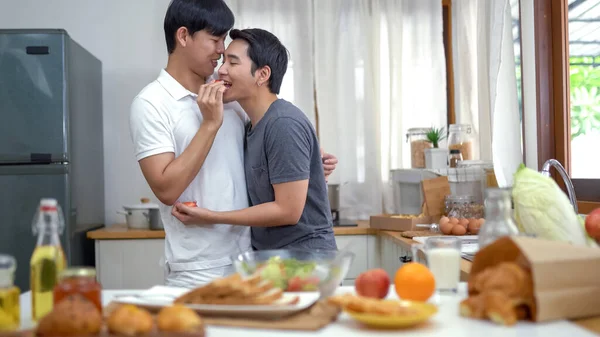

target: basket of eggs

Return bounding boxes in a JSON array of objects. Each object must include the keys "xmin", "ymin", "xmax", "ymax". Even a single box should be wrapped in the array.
[{"xmin": 438, "ymin": 216, "xmax": 484, "ymax": 235}]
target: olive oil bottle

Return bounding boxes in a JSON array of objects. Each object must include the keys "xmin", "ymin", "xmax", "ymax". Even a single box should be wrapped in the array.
[
  {"xmin": 30, "ymin": 198, "xmax": 67, "ymax": 322},
  {"xmin": 0, "ymin": 254, "xmax": 20, "ymax": 332}
]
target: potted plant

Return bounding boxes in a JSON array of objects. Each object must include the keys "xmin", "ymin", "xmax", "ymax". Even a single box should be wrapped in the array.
[{"xmin": 424, "ymin": 126, "xmax": 448, "ymax": 169}]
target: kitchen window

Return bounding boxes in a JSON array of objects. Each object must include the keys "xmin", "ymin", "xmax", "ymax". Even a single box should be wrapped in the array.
[{"xmin": 535, "ymin": 0, "xmax": 600, "ymax": 212}]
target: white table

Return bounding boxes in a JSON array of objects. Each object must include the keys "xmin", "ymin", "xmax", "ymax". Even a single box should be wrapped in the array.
[{"xmin": 19, "ymin": 284, "xmax": 597, "ymax": 337}]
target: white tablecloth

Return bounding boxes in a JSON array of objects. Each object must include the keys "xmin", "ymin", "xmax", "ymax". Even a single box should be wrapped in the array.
[{"xmin": 18, "ymin": 283, "xmax": 597, "ymax": 337}]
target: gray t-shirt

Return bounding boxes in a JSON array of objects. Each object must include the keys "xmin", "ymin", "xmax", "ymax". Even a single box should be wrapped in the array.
[{"xmin": 245, "ymin": 99, "xmax": 337, "ymax": 251}]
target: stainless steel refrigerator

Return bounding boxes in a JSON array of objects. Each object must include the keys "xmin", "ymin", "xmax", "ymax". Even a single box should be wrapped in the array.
[{"xmin": 0, "ymin": 29, "xmax": 105, "ymax": 291}]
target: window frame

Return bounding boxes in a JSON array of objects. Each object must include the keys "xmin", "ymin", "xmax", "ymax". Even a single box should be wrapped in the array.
[
  {"xmin": 443, "ymin": 0, "xmax": 456, "ymax": 126},
  {"xmin": 534, "ymin": 0, "xmax": 600, "ymax": 213}
]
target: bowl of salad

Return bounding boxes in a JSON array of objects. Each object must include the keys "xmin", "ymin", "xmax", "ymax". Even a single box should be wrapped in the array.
[{"xmin": 233, "ymin": 249, "xmax": 355, "ymax": 297}]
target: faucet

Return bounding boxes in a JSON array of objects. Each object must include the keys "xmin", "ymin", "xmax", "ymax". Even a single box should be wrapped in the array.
[{"xmin": 540, "ymin": 159, "xmax": 578, "ymax": 214}]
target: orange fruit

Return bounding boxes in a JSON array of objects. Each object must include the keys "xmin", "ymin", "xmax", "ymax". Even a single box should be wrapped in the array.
[{"xmin": 394, "ymin": 262, "xmax": 435, "ymax": 302}]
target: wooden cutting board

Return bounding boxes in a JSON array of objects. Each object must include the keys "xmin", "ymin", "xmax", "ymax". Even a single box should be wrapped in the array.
[
  {"xmin": 8, "ymin": 301, "xmax": 340, "ymax": 336},
  {"xmin": 400, "ymin": 230, "xmax": 444, "ymax": 239}
]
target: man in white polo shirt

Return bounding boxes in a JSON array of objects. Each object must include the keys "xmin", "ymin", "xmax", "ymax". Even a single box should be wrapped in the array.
[{"xmin": 129, "ymin": 0, "xmax": 337, "ymax": 288}]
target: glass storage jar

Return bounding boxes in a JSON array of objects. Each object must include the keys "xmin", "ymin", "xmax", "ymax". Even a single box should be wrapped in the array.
[
  {"xmin": 406, "ymin": 128, "xmax": 432, "ymax": 168},
  {"xmin": 53, "ymin": 267, "xmax": 102, "ymax": 313},
  {"xmin": 449, "ymin": 149, "xmax": 463, "ymax": 168},
  {"xmin": 448, "ymin": 124, "xmax": 475, "ymax": 161},
  {"xmin": 0, "ymin": 254, "xmax": 20, "ymax": 332},
  {"xmin": 444, "ymin": 195, "xmax": 484, "ymax": 219}
]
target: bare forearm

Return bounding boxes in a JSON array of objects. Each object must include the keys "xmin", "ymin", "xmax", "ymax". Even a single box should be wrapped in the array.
[
  {"xmin": 210, "ymin": 202, "xmax": 299, "ymax": 227},
  {"xmin": 154, "ymin": 122, "xmax": 220, "ymax": 203}
]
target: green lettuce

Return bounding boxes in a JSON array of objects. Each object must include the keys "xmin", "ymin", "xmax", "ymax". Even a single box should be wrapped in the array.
[{"xmin": 512, "ymin": 164, "xmax": 590, "ymax": 246}]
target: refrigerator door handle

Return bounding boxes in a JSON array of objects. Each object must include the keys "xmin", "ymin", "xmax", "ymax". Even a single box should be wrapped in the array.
[{"xmin": 0, "ymin": 164, "xmax": 68, "ymax": 175}]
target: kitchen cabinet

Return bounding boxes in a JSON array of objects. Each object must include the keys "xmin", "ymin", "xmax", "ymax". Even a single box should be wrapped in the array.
[
  {"xmin": 379, "ymin": 234, "xmax": 412, "ymax": 278},
  {"xmin": 95, "ymin": 239, "xmax": 165, "ymax": 289},
  {"xmin": 95, "ymin": 235, "xmax": 379, "ymax": 290}
]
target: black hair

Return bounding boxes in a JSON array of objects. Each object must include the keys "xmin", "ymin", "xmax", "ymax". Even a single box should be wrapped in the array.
[
  {"xmin": 229, "ymin": 28, "xmax": 289, "ymax": 94},
  {"xmin": 164, "ymin": 0, "xmax": 234, "ymax": 54}
]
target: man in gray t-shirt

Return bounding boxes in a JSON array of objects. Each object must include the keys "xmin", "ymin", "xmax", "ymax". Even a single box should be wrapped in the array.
[
  {"xmin": 245, "ymin": 99, "xmax": 337, "ymax": 250},
  {"xmin": 171, "ymin": 28, "xmax": 337, "ymax": 251}
]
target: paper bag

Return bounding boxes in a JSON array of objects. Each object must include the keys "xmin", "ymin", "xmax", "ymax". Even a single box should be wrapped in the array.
[
  {"xmin": 470, "ymin": 236, "xmax": 600, "ymax": 322},
  {"xmin": 421, "ymin": 176, "xmax": 451, "ymax": 217}
]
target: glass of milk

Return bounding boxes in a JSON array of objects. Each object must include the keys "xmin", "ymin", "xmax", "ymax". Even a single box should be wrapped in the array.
[{"xmin": 412, "ymin": 237, "xmax": 462, "ymax": 294}]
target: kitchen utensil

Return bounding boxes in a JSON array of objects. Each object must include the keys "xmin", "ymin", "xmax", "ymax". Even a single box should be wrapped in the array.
[{"xmin": 118, "ymin": 204, "xmax": 159, "ymax": 230}]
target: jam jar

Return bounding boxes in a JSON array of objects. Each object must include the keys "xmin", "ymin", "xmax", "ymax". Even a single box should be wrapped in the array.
[{"xmin": 53, "ymin": 267, "xmax": 102, "ymax": 313}]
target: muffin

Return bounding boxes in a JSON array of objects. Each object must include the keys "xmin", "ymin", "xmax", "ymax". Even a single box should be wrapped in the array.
[{"xmin": 36, "ymin": 294, "xmax": 102, "ymax": 336}]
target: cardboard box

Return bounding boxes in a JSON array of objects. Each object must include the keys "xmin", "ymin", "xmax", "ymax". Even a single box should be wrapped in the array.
[
  {"xmin": 369, "ymin": 214, "xmax": 434, "ymax": 232},
  {"xmin": 470, "ymin": 236, "xmax": 600, "ymax": 322}
]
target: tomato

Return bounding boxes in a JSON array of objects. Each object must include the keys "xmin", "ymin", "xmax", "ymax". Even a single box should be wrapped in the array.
[
  {"xmin": 287, "ymin": 276, "xmax": 303, "ymax": 292},
  {"xmin": 182, "ymin": 201, "xmax": 197, "ymax": 207},
  {"xmin": 585, "ymin": 208, "xmax": 600, "ymax": 238}
]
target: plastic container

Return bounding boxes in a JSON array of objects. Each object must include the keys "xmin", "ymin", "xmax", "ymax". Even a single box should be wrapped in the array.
[
  {"xmin": 406, "ymin": 128, "xmax": 432, "ymax": 168},
  {"xmin": 389, "ymin": 169, "xmax": 439, "ymax": 215},
  {"xmin": 456, "ymin": 160, "xmax": 494, "ymax": 202},
  {"xmin": 448, "ymin": 124, "xmax": 475, "ymax": 161}
]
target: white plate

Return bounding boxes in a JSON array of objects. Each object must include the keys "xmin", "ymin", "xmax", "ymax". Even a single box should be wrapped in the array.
[{"xmin": 112, "ymin": 286, "xmax": 321, "ymax": 319}]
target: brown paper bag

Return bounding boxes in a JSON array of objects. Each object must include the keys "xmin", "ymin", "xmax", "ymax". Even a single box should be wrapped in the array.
[
  {"xmin": 470, "ymin": 236, "xmax": 600, "ymax": 322},
  {"xmin": 421, "ymin": 176, "xmax": 451, "ymax": 218}
]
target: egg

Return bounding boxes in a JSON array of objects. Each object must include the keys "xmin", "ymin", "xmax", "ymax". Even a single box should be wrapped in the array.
[
  {"xmin": 451, "ymin": 225, "xmax": 467, "ymax": 235},
  {"xmin": 440, "ymin": 222, "xmax": 454, "ymax": 235},
  {"xmin": 468, "ymin": 219, "xmax": 480, "ymax": 234},
  {"xmin": 449, "ymin": 217, "xmax": 459, "ymax": 225},
  {"xmin": 458, "ymin": 218, "xmax": 469, "ymax": 227},
  {"xmin": 478, "ymin": 218, "xmax": 486, "ymax": 226},
  {"xmin": 439, "ymin": 216, "xmax": 450, "ymax": 226}
]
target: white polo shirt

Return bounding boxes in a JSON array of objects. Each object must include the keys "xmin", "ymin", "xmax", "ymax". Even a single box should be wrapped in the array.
[{"xmin": 129, "ymin": 69, "xmax": 251, "ymax": 274}]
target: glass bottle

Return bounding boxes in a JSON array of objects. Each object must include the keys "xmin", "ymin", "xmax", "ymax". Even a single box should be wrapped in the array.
[
  {"xmin": 478, "ymin": 188, "xmax": 520, "ymax": 248},
  {"xmin": 447, "ymin": 124, "xmax": 474, "ymax": 161},
  {"xmin": 406, "ymin": 128, "xmax": 432, "ymax": 168},
  {"xmin": 0, "ymin": 254, "xmax": 20, "ymax": 332},
  {"xmin": 30, "ymin": 198, "xmax": 67, "ymax": 321}
]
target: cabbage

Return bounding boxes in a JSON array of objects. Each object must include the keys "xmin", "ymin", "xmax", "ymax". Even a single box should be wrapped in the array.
[{"xmin": 512, "ymin": 164, "xmax": 589, "ymax": 246}]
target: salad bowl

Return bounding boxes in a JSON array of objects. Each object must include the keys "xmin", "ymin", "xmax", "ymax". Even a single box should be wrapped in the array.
[{"xmin": 233, "ymin": 248, "xmax": 355, "ymax": 298}]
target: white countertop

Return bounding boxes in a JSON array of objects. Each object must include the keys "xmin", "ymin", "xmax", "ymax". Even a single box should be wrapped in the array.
[{"xmin": 18, "ymin": 284, "xmax": 597, "ymax": 337}]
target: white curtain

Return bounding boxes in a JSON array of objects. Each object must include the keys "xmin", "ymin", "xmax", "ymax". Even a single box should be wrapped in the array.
[
  {"xmin": 314, "ymin": 0, "xmax": 446, "ymax": 219},
  {"xmin": 224, "ymin": 0, "xmax": 316, "ymax": 126},
  {"xmin": 453, "ymin": 0, "xmax": 522, "ymax": 186},
  {"xmin": 226, "ymin": 0, "xmax": 447, "ymax": 219}
]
